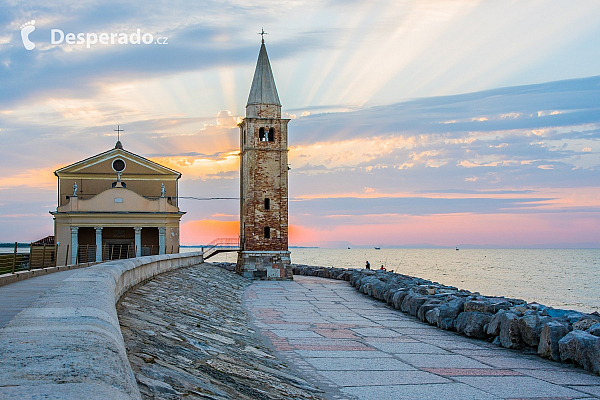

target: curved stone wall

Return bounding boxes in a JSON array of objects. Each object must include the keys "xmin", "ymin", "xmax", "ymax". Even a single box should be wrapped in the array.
[{"xmin": 0, "ymin": 252, "xmax": 203, "ymax": 400}]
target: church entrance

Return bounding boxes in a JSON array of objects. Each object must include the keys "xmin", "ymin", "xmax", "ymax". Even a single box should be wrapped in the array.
[
  {"xmin": 103, "ymin": 239, "xmax": 135, "ymax": 260},
  {"xmin": 77, "ymin": 227, "xmax": 97, "ymax": 263},
  {"xmin": 141, "ymin": 227, "xmax": 159, "ymax": 256},
  {"xmin": 102, "ymin": 227, "xmax": 134, "ymax": 260}
]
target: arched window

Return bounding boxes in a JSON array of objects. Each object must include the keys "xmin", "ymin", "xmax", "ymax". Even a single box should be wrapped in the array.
[
  {"xmin": 268, "ymin": 127, "xmax": 275, "ymax": 142},
  {"xmin": 259, "ymin": 127, "xmax": 265, "ymax": 141},
  {"xmin": 264, "ymin": 227, "xmax": 271, "ymax": 239},
  {"xmin": 264, "ymin": 198, "xmax": 270, "ymax": 210}
]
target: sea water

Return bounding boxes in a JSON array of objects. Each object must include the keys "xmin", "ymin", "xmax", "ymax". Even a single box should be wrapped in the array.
[
  {"xmin": 202, "ymin": 248, "xmax": 600, "ymax": 313},
  {"xmin": 5, "ymin": 245, "xmax": 596, "ymax": 312}
]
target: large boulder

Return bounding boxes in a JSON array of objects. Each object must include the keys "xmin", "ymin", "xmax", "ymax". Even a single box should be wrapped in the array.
[
  {"xmin": 573, "ymin": 318, "xmax": 599, "ymax": 331},
  {"xmin": 464, "ymin": 300, "xmax": 488, "ymax": 313},
  {"xmin": 540, "ymin": 307, "xmax": 571, "ymax": 318},
  {"xmin": 588, "ymin": 323, "xmax": 600, "ymax": 337},
  {"xmin": 425, "ymin": 308, "xmax": 440, "ymax": 326},
  {"xmin": 401, "ymin": 292, "xmax": 429, "ymax": 317},
  {"xmin": 487, "ymin": 299, "xmax": 512, "ymax": 313},
  {"xmin": 454, "ymin": 312, "xmax": 492, "ymax": 338},
  {"xmin": 486, "ymin": 310, "xmax": 506, "ymax": 337},
  {"xmin": 437, "ymin": 297, "xmax": 465, "ymax": 330},
  {"xmin": 358, "ymin": 276, "xmax": 379, "ymax": 294},
  {"xmin": 391, "ymin": 290, "xmax": 408, "ymax": 310},
  {"xmin": 370, "ymin": 280, "xmax": 387, "ymax": 300},
  {"xmin": 384, "ymin": 288, "xmax": 399, "ymax": 305},
  {"xmin": 538, "ymin": 321, "xmax": 570, "ymax": 361},
  {"xmin": 559, "ymin": 330, "xmax": 600, "ymax": 374},
  {"xmin": 518, "ymin": 314, "xmax": 549, "ymax": 347},
  {"xmin": 499, "ymin": 312, "xmax": 522, "ymax": 349},
  {"xmin": 417, "ymin": 300, "xmax": 441, "ymax": 322}
]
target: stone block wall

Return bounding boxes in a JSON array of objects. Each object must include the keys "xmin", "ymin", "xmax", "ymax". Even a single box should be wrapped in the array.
[{"xmin": 236, "ymin": 251, "xmax": 292, "ymax": 280}]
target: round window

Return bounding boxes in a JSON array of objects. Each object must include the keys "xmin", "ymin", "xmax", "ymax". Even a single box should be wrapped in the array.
[{"xmin": 112, "ymin": 159, "xmax": 126, "ymax": 172}]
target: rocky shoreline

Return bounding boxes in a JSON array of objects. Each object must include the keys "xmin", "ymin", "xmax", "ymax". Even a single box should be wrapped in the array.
[
  {"xmin": 293, "ymin": 264, "xmax": 600, "ymax": 375},
  {"xmin": 118, "ymin": 263, "xmax": 324, "ymax": 399}
]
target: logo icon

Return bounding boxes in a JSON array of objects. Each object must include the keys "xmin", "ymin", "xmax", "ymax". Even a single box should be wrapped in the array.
[{"xmin": 20, "ymin": 20, "xmax": 35, "ymax": 50}]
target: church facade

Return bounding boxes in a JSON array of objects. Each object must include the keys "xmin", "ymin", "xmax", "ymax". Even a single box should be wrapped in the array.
[
  {"xmin": 51, "ymin": 141, "xmax": 184, "ymax": 265},
  {"xmin": 236, "ymin": 39, "xmax": 292, "ymax": 280}
]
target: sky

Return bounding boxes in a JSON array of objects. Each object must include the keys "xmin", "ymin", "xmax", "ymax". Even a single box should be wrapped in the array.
[{"xmin": 0, "ymin": 0, "xmax": 599, "ymax": 247}]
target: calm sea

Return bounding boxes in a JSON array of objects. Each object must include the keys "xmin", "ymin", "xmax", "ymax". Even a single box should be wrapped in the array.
[
  {"xmin": 5, "ymin": 246, "xmax": 597, "ymax": 312},
  {"xmin": 200, "ymin": 247, "xmax": 600, "ymax": 313}
]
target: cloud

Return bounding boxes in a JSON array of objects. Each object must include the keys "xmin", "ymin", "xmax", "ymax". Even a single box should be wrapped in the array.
[
  {"xmin": 180, "ymin": 219, "xmax": 238, "ymax": 245},
  {"xmin": 1, "ymin": 1, "xmax": 600, "ymax": 246}
]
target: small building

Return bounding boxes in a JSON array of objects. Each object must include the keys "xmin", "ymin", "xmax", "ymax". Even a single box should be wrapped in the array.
[{"xmin": 51, "ymin": 141, "xmax": 185, "ymax": 265}]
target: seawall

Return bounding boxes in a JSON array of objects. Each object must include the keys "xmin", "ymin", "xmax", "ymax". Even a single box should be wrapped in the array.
[
  {"xmin": 0, "ymin": 252, "xmax": 203, "ymax": 400},
  {"xmin": 293, "ymin": 265, "xmax": 600, "ymax": 376}
]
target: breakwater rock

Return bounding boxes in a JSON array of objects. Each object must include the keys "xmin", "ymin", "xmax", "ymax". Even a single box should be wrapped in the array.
[
  {"xmin": 118, "ymin": 263, "xmax": 323, "ymax": 399},
  {"xmin": 292, "ymin": 264, "xmax": 600, "ymax": 375}
]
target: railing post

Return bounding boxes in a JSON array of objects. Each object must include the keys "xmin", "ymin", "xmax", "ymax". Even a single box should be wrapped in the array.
[
  {"xmin": 11, "ymin": 242, "xmax": 17, "ymax": 274},
  {"xmin": 54, "ymin": 244, "xmax": 58, "ymax": 267},
  {"xmin": 41, "ymin": 244, "xmax": 46, "ymax": 269},
  {"xmin": 65, "ymin": 244, "xmax": 69, "ymax": 266}
]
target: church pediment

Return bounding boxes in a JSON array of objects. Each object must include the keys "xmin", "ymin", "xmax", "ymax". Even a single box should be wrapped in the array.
[
  {"xmin": 56, "ymin": 186, "xmax": 180, "ymax": 213},
  {"xmin": 55, "ymin": 147, "xmax": 180, "ymax": 180}
]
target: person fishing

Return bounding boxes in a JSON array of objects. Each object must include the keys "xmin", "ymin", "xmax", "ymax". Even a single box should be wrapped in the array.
[{"xmin": 365, "ymin": 261, "xmax": 370, "ymax": 269}]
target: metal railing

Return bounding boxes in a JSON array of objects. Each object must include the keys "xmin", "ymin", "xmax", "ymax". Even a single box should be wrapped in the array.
[
  {"xmin": 0, "ymin": 243, "xmax": 30, "ymax": 274},
  {"xmin": 77, "ymin": 244, "xmax": 168, "ymax": 263},
  {"xmin": 203, "ymin": 238, "xmax": 240, "ymax": 260},
  {"xmin": 0, "ymin": 243, "xmax": 54, "ymax": 275},
  {"xmin": 1, "ymin": 241, "xmax": 181, "ymax": 275}
]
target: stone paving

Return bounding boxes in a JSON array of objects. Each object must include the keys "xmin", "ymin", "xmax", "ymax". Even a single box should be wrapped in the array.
[
  {"xmin": 244, "ymin": 275, "xmax": 600, "ymax": 400},
  {"xmin": 0, "ymin": 269, "xmax": 78, "ymax": 328}
]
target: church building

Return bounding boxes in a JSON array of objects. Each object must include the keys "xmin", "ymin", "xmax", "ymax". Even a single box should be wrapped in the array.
[
  {"xmin": 51, "ymin": 140, "xmax": 185, "ymax": 265},
  {"xmin": 237, "ymin": 37, "xmax": 292, "ymax": 280}
]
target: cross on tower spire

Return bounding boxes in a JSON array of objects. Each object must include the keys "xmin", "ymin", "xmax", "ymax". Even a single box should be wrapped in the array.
[{"xmin": 258, "ymin": 28, "xmax": 268, "ymax": 44}]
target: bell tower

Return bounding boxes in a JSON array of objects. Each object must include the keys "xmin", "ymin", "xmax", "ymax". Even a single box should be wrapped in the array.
[{"xmin": 236, "ymin": 37, "xmax": 292, "ymax": 280}]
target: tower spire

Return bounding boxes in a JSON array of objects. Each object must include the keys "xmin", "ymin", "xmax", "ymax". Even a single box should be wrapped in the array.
[{"xmin": 247, "ymin": 41, "xmax": 280, "ymax": 108}]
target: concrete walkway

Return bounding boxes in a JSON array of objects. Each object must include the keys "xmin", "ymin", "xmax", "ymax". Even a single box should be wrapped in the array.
[
  {"xmin": 245, "ymin": 275, "xmax": 600, "ymax": 400},
  {"xmin": 0, "ymin": 269, "xmax": 78, "ymax": 328}
]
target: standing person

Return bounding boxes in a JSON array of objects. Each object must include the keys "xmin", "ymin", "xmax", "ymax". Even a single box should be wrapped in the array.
[
  {"xmin": 365, "ymin": 261, "xmax": 370, "ymax": 269},
  {"xmin": 380, "ymin": 265, "xmax": 385, "ymax": 271}
]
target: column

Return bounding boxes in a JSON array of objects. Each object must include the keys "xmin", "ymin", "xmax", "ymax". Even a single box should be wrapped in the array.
[
  {"xmin": 94, "ymin": 227, "xmax": 103, "ymax": 262},
  {"xmin": 134, "ymin": 227, "xmax": 142, "ymax": 257},
  {"xmin": 158, "ymin": 227, "xmax": 166, "ymax": 255},
  {"xmin": 70, "ymin": 226, "xmax": 79, "ymax": 265}
]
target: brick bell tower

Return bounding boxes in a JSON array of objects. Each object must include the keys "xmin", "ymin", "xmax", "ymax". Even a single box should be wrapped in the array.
[{"xmin": 236, "ymin": 36, "xmax": 292, "ymax": 280}]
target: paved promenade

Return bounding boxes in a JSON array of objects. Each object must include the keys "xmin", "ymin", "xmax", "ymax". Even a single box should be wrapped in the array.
[
  {"xmin": 0, "ymin": 269, "xmax": 77, "ymax": 328},
  {"xmin": 245, "ymin": 275, "xmax": 600, "ymax": 400}
]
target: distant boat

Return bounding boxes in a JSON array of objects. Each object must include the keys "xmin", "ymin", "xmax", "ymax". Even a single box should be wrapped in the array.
[
  {"xmin": 456, "ymin": 247, "xmax": 459, "ymax": 251},
  {"xmin": 374, "ymin": 247, "xmax": 381, "ymax": 250},
  {"xmin": 348, "ymin": 247, "xmax": 351, "ymax": 249}
]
